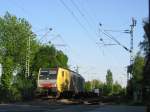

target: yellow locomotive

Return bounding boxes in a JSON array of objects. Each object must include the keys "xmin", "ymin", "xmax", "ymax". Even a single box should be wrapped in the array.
[{"xmin": 37, "ymin": 67, "xmax": 85, "ymax": 95}]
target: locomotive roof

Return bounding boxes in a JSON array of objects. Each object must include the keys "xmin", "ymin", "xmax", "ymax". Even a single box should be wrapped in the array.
[{"xmin": 40, "ymin": 67, "xmax": 84, "ymax": 79}]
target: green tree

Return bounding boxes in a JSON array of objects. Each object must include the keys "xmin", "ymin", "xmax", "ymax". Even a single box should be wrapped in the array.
[
  {"xmin": 113, "ymin": 81, "xmax": 122, "ymax": 94},
  {"xmin": 0, "ymin": 12, "xmax": 69, "ymax": 102},
  {"xmin": 56, "ymin": 50, "xmax": 68, "ymax": 68},
  {"xmin": 32, "ymin": 44, "xmax": 68, "ymax": 74},
  {"xmin": 0, "ymin": 12, "xmax": 38, "ymax": 101},
  {"xmin": 127, "ymin": 53, "xmax": 145, "ymax": 101},
  {"xmin": 106, "ymin": 69, "xmax": 113, "ymax": 86},
  {"xmin": 105, "ymin": 69, "xmax": 113, "ymax": 95},
  {"xmin": 132, "ymin": 53, "xmax": 145, "ymax": 82},
  {"xmin": 91, "ymin": 79, "xmax": 102, "ymax": 89},
  {"xmin": 139, "ymin": 34, "xmax": 149, "ymax": 57},
  {"xmin": 84, "ymin": 81, "xmax": 91, "ymax": 91},
  {"xmin": 141, "ymin": 20, "xmax": 150, "ymax": 103}
]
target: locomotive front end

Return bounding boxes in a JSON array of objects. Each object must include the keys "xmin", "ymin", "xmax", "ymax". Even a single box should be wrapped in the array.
[{"xmin": 37, "ymin": 68, "xmax": 58, "ymax": 92}]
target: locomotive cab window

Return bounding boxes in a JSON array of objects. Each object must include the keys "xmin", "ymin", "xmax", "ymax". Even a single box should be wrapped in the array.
[{"xmin": 39, "ymin": 70, "xmax": 57, "ymax": 80}]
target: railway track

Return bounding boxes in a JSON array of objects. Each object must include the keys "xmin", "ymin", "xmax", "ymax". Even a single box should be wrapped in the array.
[
  {"xmin": 36, "ymin": 94, "xmax": 102, "ymax": 105},
  {"xmin": 35, "ymin": 90, "xmax": 116, "ymax": 105}
]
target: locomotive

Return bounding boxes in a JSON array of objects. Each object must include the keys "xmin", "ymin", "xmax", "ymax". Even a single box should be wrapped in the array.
[{"xmin": 37, "ymin": 67, "xmax": 85, "ymax": 97}]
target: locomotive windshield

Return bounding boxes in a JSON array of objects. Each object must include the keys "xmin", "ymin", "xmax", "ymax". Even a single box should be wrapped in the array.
[{"xmin": 39, "ymin": 68, "xmax": 57, "ymax": 80}]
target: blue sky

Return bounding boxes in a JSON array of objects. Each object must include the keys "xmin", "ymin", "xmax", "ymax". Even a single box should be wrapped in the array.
[{"xmin": 0, "ymin": 0, "xmax": 148, "ymax": 86}]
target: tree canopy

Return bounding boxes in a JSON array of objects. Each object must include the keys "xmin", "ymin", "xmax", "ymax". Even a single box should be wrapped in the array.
[
  {"xmin": 142, "ymin": 20, "xmax": 150, "ymax": 102},
  {"xmin": 32, "ymin": 44, "xmax": 68, "ymax": 73},
  {"xmin": 0, "ymin": 12, "xmax": 69, "ymax": 102},
  {"xmin": 106, "ymin": 69, "xmax": 113, "ymax": 86},
  {"xmin": 132, "ymin": 53, "xmax": 145, "ymax": 82}
]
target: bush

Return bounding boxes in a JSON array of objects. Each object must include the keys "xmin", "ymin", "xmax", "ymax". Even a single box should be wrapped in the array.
[
  {"xmin": 9, "ymin": 86, "xmax": 22, "ymax": 102},
  {"xmin": 15, "ymin": 75, "xmax": 36, "ymax": 100},
  {"xmin": 0, "ymin": 85, "xmax": 21, "ymax": 102}
]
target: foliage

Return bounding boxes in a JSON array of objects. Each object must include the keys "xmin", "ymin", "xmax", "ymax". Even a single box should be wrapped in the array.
[
  {"xmin": 132, "ymin": 53, "xmax": 145, "ymax": 82},
  {"xmin": 14, "ymin": 75, "xmax": 36, "ymax": 100},
  {"xmin": 139, "ymin": 34, "xmax": 149, "ymax": 57},
  {"xmin": 0, "ymin": 12, "xmax": 69, "ymax": 102},
  {"xmin": 91, "ymin": 79, "xmax": 102, "ymax": 89},
  {"xmin": 31, "ymin": 44, "xmax": 68, "ymax": 74},
  {"xmin": 1, "ymin": 57, "xmax": 13, "ymax": 89},
  {"xmin": 84, "ymin": 77, "xmax": 123, "ymax": 97},
  {"xmin": 142, "ymin": 20, "xmax": 150, "ymax": 103},
  {"xmin": 106, "ymin": 69, "xmax": 113, "ymax": 86},
  {"xmin": 113, "ymin": 81, "xmax": 122, "ymax": 94},
  {"xmin": 0, "ymin": 12, "xmax": 38, "ymax": 69},
  {"xmin": 84, "ymin": 81, "xmax": 91, "ymax": 91},
  {"xmin": 105, "ymin": 69, "xmax": 113, "ymax": 95},
  {"xmin": 0, "ymin": 12, "xmax": 39, "ymax": 101},
  {"xmin": 84, "ymin": 79, "xmax": 104, "ymax": 92},
  {"xmin": 0, "ymin": 84, "xmax": 21, "ymax": 102},
  {"xmin": 8, "ymin": 85, "xmax": 22, "ymax": 102},
  {"xmin": 127, "ymin": 53, "xmax": 145, "ymax": 101}
]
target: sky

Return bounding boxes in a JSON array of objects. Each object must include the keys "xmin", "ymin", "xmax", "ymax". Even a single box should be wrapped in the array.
[{"xmin": 0, "ymin": 0, "xmax": 148, "ymax": 86}]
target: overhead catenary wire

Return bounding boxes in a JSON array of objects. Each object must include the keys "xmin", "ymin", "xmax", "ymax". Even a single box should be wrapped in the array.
[
  {"xmin": 9, "ymin": 0, "xmax": 29, "ymax": 16},
  {"xmin": 34, "ymin": 27, "xmax": 50, "ymax": 33},
  {"xmin": 47, "ymin": 32, "xmax": 82, "ymax": 67},
  {"xmin": 70, "ymin": 0, "xmax": 93, "ymax": 30},
  {"xmin": 70, "ymin": 0, "xmax": 122, "ymax": 55},
  {"xmin": 83, "ymin": 0, "xmax": 99, "ymax": 26},
  {"xmin": 98, "ymin": 23, "xmax": 136, "ymax": 76},
  {"xmin": 56, "ymin": 34, "xmax": 81, "ymax": 61},
  {"xmin": 59, "ymin": 0, "xmax": 97, "ymax": 44},
  {"xmin": 34, "ymin": 27, "xmax": 81, "ymax": 67},
  {"xmin": 71, "ymin": 0, "xmax": 101, "ymax": 42},
  {"xmin": 75, "ymin": 0, "xmax": 97, "ymax": 27},
  {"xmin": 60, "ymin": 0, "xmax": 112, "ymax": 62},
  {"xmin": 60, "ymin": 0, "xmax": 106, "ymax": 63},
  {"xmin": 9, "ymin": 0, "xmax": 37, "ymax": 31},
  {"xmin": 73, "ymin": 1, "xmax": 131, "ymax": 80},
  {"xmin": 99, "ymin": 26, "xmax": 131, "ymax": 53},
  {"xmin": 38, "ymin": 28, "xmax": 53, "ymax": 43},
  {"xmin": 75, "ymin": 0, "xmax": 131, "ymax": 55},
  {"xmin": 104, "ymin": 29, "xmax": 128, "ymax": 33}
]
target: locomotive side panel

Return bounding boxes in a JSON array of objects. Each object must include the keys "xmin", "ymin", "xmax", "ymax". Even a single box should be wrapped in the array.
[
  {"xmin": 79, "ymin": 76, "xmax": 85, "ymax": 92},
  {"xmin": 37, "ymin": 67, "xmax": 85, "ymax": 96},
  {"xmin": 76, "ymin": 76, "xmax": 85, "ymax": 92},
  {"xmin": 69, "ymin": 72, "xmax": 77, "ymax": 92},
  {"xmin": 56, "ymin": 68, "xmax": 71, "ymax": 93},
  {"xmin": 70, "ymin": 71, "xmax": 85, "ymax": 93}
]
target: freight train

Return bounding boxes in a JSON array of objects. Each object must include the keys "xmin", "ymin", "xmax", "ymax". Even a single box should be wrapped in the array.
[{"xmin": 37, "ymin": 67, "xmax": 85, "ymax": 97}]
